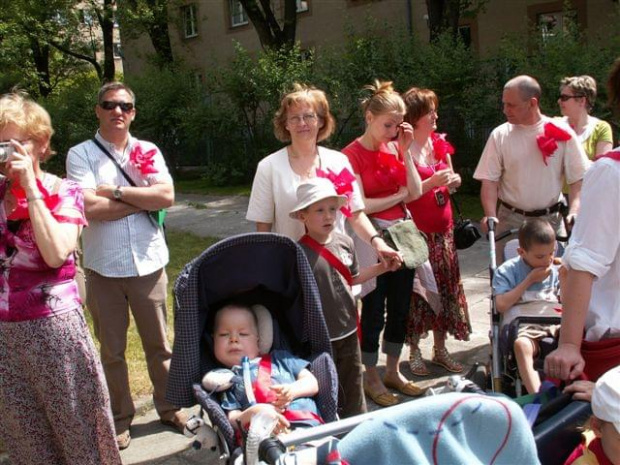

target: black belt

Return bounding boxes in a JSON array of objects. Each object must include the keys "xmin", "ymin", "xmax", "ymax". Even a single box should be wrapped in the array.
[{"xmin": 500, "ymin": 200, "xmax": 562, "ymax": 217}]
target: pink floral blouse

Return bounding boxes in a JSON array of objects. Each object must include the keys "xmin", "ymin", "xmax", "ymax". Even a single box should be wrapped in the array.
[{"xmin": 0, "ymin": 176, "xmax": 88, "ymax": 322}]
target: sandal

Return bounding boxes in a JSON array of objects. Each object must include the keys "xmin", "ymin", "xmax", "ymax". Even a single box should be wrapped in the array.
[
  {"xmin": 409, "ymin": 348, "xmax": 430, "ymax": 376},
  {"xmin": 363, "ymin": 382, "xmax": 399, "ymax": 407},
  {"xmin": 431, "ymin": 347, "xmax": 463, "ymax": 373},
  {"xmin": 383, "ymin": 376, "xmax": 424, "ymax": 397}
]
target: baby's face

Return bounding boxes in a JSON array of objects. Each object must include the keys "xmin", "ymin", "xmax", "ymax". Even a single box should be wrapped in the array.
[{"xmin": 213, "ymin": 306, "xmax": 260, "ymax": 368}]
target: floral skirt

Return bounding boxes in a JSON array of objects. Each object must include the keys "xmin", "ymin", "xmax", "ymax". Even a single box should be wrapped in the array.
[
  {"xmin": 0, "ymin": 310, "xmax": 121, "ymax": 465},
  {"xmin": 406, "ymin": 229, "xmax": 471, "ymax": 342}
]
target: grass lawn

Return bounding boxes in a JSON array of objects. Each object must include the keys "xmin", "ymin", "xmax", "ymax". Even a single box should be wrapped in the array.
[{"xmin": 85, "ymin": 230, "xmax": 218, "ymax": 399}]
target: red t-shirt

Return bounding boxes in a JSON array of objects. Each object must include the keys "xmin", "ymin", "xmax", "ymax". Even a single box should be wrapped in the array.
[
  {"xmin": 406, "ymin": 161, "xmax": 453, "ymax": 234},
  {"xmin": 342, "ymin": 139, "xmax": 406, "ymax": 221}
]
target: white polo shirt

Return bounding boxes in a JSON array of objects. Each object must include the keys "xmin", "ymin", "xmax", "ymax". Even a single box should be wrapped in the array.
[{"xmin": 66, "ymin": 132, "xmax": 173, "ymax": 278}]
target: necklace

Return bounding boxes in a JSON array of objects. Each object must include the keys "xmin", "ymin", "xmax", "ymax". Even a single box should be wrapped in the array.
[{"xmin": 288, "ymin": 146, "xmax": 320, "ymax": 178}]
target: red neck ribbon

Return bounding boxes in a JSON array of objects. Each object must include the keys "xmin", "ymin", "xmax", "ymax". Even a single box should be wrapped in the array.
[
  {"xmin": 595, "ymin": 150, "xmax": 620, "ymax": 162},
  {"xmin": 8, "ymin": 178, "xmax": 61, "ymax": 221},
  {"xmin": 299, "ymin": 234, "xmax": 353, "ymax": 286}
]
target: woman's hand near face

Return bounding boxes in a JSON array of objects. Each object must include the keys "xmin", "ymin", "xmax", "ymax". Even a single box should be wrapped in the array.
[
  {"xmin": 6, "ymin": 140, "xmax": 37, "ymax": 193},
  {"xmin": 396, "ymin": 122, "xmax": 415, "ymax": 158}
]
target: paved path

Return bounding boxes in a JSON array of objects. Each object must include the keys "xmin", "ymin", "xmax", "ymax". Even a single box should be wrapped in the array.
[{"xmin": 0, "ymin": 194, "xmax": 493, "ymax": 465}]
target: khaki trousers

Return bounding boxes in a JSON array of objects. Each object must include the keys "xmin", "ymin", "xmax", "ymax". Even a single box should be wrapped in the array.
[{"xmin": 86, "ymin": 268, "xmax": 177, "ymax": 434}]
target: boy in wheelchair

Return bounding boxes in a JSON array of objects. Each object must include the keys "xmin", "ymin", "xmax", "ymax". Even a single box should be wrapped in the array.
[
  {"xmin": 493, "ymin": 219, "xmax": 561, "ymax": 394},
  {"xmin": 213, "ymin": 303, "xmax": 322, "ymax": 436}
]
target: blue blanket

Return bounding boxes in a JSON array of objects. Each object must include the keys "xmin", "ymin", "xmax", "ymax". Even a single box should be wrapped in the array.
[{"xmin": 338, "ymin": 393, "xmax": 539, "ymax": 465}]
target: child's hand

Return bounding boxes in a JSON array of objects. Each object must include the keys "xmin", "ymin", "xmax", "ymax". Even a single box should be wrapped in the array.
[
  {"xmin": 528, "ymin": 266, "xmax": 551, "ymax": 284},
  {"xmin": 270, "ymin": 384, "xmax": 294, "ymax": 409}
]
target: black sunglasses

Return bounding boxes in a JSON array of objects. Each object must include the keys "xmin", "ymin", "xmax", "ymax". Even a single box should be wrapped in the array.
[
  {"xmin": 558, "ymin": 94, "xmax": 584, "ymax": 102},
  {"xmin": 100, "ymin": 101, "xmax": 135, "ymax": 112}
]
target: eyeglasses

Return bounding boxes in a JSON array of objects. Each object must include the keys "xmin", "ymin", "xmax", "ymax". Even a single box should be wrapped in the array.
[
  {"xmin": 558, "ymin": 94, "xmax": 584, "ymax": 102},
  {"xmin": 100, "ymin": 101, "xmax": 135, "ymax": 112},
  {"xmin": 287, "ymin": 113, "xmax": 318, "ymax": 125}
]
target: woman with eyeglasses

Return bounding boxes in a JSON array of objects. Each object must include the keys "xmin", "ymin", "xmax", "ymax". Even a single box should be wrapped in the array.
[
  {"xmin": 0, "ymin": 92, "xmax": 121, "ymax": 464},
  {"xmin": 247, "ymin": 83, "xmax": 401, "ymax": 262},
  {"xmin": 558, "ymin": 75, "xmax": 613, "ymax": 159},
  {"xmin": 342, "ymin": 81, "xmax": 424, "ymax": 407}
]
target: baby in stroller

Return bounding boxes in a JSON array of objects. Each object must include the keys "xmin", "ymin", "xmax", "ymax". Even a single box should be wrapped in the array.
[
  {"xmin": 493, "ymin": 218, "xmax": 561, "ymax": 394},
  {"xmin": 213, "ymin": 303, "xmax": 322, "ymax": 434}
]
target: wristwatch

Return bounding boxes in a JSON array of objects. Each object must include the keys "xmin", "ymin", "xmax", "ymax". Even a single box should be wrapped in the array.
[{"xmin": 113, "ymin": 186, "xmax": 123, "ymax": 200}]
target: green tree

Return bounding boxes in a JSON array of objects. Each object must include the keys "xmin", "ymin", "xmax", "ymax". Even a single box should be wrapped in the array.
[{"xmin": 117, "ymin": 0, "xmax": 174, "ymax": 67}]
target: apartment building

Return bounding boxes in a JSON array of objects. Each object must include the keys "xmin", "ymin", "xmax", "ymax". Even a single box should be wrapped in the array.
[{"xmin": 121, "ymin": 0, "xmax": 616, "ymax": 77}]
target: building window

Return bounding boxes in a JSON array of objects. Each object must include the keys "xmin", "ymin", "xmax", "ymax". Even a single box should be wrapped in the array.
[
  {"xmin": 457, "ymin": 25, "xmax": 472, "ymax": 48},
  {"xmin": 230, "ymin": 0, "xmax": 249, "ymax": 27},
  {"xmin": 538, "ymin": 11, "xmax": 564, "ymax": 41},
  {"xmin": 181, "ymin": 4, "xmax": 198, "ymax": 38},
  {"xmin": 113, "ymin": 42, "xmax": 122, "ymax": 58},
  {"xmin": 296, "ymin": 0, "xmax": 309, "ymax": 13}
]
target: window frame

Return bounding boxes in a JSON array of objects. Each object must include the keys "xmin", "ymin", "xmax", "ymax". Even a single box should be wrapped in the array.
[{"xmin": 181, "ymin": 4, "xmax": 198, "ymax": 39}]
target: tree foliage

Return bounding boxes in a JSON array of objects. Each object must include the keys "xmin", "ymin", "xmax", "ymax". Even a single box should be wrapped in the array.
[
  {"xmin": 0, "ymin": 0, "xmax": 117, "ymax": 96},
  {"xmin": 116, "ymin": 0, "xmax": 174, "ymax": 67}
]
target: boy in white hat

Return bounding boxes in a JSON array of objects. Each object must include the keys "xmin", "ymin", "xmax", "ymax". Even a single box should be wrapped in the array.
[
  {"xmin": 565, "ymin": 366, "xmax": 620, "ymax": 465},
  {"xmin": 290, "ymin": 177, "xmax": 402, "ymax": 417}
]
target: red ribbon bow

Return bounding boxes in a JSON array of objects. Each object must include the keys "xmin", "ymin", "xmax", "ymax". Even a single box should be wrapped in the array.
[
  {"xmin": 129, "ymin": 142, "xmax": 158, "ymax": 175},
  {"xmin": 536, "ymin": 122, "xmax": 571, "ymax": 166},
  {"xmin": 431, "ymin": 132, "xmax": 455, "ymax": 162},
  {"xmin": 375, "ymin": 150, "xmax": 407, "ymax": 187},
  {"xmin": 316, "ymin": 167, "xmax": 356, "ymax": 217},
  {"xmin": 8, "ymin": 179, "xmax": 61, "ymax": 221}
]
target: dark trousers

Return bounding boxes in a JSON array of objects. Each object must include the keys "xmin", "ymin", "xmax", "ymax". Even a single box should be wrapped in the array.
[
  {"xmin": 332, "ymin": 332, "xmax": 367, "ymax": 418},
  {"xmin": 360, "ymin": 267, "xmax": 415, "ymax": 366}
]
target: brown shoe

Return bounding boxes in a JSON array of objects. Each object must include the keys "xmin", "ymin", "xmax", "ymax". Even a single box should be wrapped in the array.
[
  {"xmin": 116, "ymin": 430, "xmax": 131, "ymax": 450},
  {"xmin": 431, "ymin": 347, "xmax": 463, "ymax": 373},
  {"xmin": 363, "ymin": 382, "xmax": 399, "ymax": 407},
  {"xmin": 161, "ymin": 410, "xmax": 188, "ymax": 434}
]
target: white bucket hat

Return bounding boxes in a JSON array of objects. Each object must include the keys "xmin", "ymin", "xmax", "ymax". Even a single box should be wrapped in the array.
[
  {"xmin": 289, "ymin": 177, "xmax": 347, "ymax": 219},
  {"xmin": 591, "ymin": 366, "xmax": 620, "ymax": 434}
]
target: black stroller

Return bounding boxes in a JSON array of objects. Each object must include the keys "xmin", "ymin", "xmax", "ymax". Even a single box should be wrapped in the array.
[{"xmin": 166, "ymin": 233, "xmax": 339, "ymax": 462}]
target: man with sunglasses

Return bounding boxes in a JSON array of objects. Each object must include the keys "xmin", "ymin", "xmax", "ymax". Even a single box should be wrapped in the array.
[
  {"xmin": 66, "ymin": 82, "xmax": 186, "ymax": 450},
  {"xmin": 474, "ymin": 75, "xmax": 590, "ymax": 262}
]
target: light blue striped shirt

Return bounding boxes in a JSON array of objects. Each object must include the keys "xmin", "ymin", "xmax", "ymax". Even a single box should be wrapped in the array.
[{"xmin": 66, "ymin": 132, "xmax": 173, "ymax": 278}]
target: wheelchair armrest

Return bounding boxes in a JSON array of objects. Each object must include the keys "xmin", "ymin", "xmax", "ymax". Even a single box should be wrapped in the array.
[{"xmin": 533, "ymin": 400, "xmax": 591, "ymax": 465}]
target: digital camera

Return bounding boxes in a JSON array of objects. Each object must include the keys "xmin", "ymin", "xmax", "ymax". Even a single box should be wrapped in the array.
[{"xmin": 0, "ymin": 142, "xmax": 14, "ymax": 162}]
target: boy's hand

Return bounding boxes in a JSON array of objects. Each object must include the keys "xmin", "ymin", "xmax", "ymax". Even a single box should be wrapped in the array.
[
  {"xmin": 528, "ymin": 266, "xmax": 551, "ymax": 284},
  {"xmin": 270, "ymin": 384, "xmax": 294, "ymax": 409}
]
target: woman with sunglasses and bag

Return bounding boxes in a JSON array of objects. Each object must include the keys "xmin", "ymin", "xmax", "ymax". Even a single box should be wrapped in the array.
[
  {"xmin": 401, "ymin": 87, "xmax": 471, "ymax": 377},
  {"xmin": 0, "ymin": 92, "xmax": 121, "ymax": 464},
  {"xmin": 342, "ymin": 81, "xmax": 424, "ymax": 407}
]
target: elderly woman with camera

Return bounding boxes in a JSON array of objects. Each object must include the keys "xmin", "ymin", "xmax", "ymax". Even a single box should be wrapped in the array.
[{"xmin": 0, "ymin": 92, "xmax": 120, "ymax": 464}]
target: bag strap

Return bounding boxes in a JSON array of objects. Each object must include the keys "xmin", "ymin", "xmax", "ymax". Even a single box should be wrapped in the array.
[
  {"xmin": 92, "ymin": 138, "xmax": 137, "ymax": 187},
  {"xmin": 300, "ymin": 235, "xmax": 353, "ymax": 286},
  {"xmin": 450, "ymin": 193, "xmax": 466, "ymax": 222}
]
